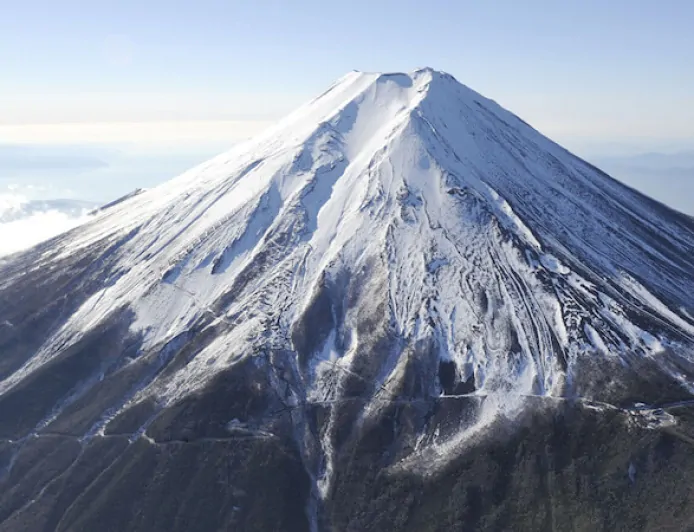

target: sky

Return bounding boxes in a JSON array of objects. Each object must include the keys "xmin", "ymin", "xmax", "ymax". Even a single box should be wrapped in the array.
[
  {"xmin": 3, "ymin": 0, "xmax": 694, "ymax": 144},
  {"xmin": 0, "ymin": 0, "xmax": 693, "ymax": 229}
]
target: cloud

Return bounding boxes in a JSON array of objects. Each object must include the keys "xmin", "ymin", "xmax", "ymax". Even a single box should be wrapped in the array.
[{"xmin": 0, "ymin": 193, "xmax": 95, "ymax": 257}]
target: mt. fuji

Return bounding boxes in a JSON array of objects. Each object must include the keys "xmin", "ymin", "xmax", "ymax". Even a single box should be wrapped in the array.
[{"xmin": 1, "ymin": 69, "xmax": 694, "ymax": 531}]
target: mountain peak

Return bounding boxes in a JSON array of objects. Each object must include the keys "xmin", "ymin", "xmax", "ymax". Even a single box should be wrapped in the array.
[
  {"xmin": 346, "ymin": 66, "xmax": 456, "ymax": 81},
  {"xmin": 244, "ymin": 67, "xmax": 516, "ymax": 190},
  {"xmin": 3, "ymin": 66, "xmax": 691, "ymax": 407}
]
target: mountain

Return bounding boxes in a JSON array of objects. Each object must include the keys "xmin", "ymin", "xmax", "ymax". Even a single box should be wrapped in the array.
[{"xmin": 1, "ymin": 68, "xmax": 694, "ymax": 531}]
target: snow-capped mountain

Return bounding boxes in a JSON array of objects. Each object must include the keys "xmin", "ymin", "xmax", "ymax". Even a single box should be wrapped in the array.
[{"xmin": 1, "ymin": 69, "xmax": 694, "ymax": 531}]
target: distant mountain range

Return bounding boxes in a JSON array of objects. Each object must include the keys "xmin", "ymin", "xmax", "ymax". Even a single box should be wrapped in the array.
[
  {"xmin": 597, "ymin": 150, "xmax": 694, "ymax": 170},
  {"xmin": 593, "ymin": 151, "xmax": 694, "ymax": 215}
]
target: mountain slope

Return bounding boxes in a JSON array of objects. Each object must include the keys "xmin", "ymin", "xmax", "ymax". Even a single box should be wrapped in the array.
[{"xmin": 1, "ymin": 69, "xmax": 694, "ymax": 531}]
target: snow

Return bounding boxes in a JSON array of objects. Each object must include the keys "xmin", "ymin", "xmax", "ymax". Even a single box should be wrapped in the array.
[
  {"xmin": 597, "ymin": 292, "xmax": 666, "ymax": 355},
  {"xmin": 584, "ymin": 322, "xmax": 610, "ymax": 355},
  {"xmin": 628, "ymin": 462, "xmax": 636, "ymax": 483},
  {"xmin": 618, "ymin": 273, "xmax": 694, "ymax": 337},
  {"xmin": 540, "ymin": 253, "xmax": 570, "ymax": 275},
  {"xmin": 2, "ymin": 68, "xmax": 694, "ymax": 470}
]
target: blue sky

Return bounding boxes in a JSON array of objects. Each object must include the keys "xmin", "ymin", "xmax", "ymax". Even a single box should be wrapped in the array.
[
  {"xmin": 1, "ymin": 0, "xmax": 693, "ymax": 206},
  {"xmin": 3, "ymin": 0, "xmax": 694, "ymax": 141}
]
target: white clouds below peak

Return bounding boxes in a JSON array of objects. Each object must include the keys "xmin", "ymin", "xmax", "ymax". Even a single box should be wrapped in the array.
[{"xmin": 0, "ymin": 194, "xmax": 96, "ymax": 257}]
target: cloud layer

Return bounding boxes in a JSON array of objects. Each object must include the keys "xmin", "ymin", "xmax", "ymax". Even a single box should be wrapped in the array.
[{"xmin": 0, "ymin": 193, "xmax": 96, "ymax": 257}]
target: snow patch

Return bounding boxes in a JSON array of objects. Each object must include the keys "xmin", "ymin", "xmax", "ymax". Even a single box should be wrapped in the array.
[
  {"xmin": 540, "ymin": 253, "xmax": 570, "ymax": 275},
  {"xmin": 584, "ymin": 322, "xmax": 610, "ymax": 355}
]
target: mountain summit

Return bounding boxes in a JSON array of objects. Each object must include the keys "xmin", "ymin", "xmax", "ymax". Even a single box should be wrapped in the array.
[{"xmin": 2, "ymin": 69, "xmax": 694, "ymax": 531}]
